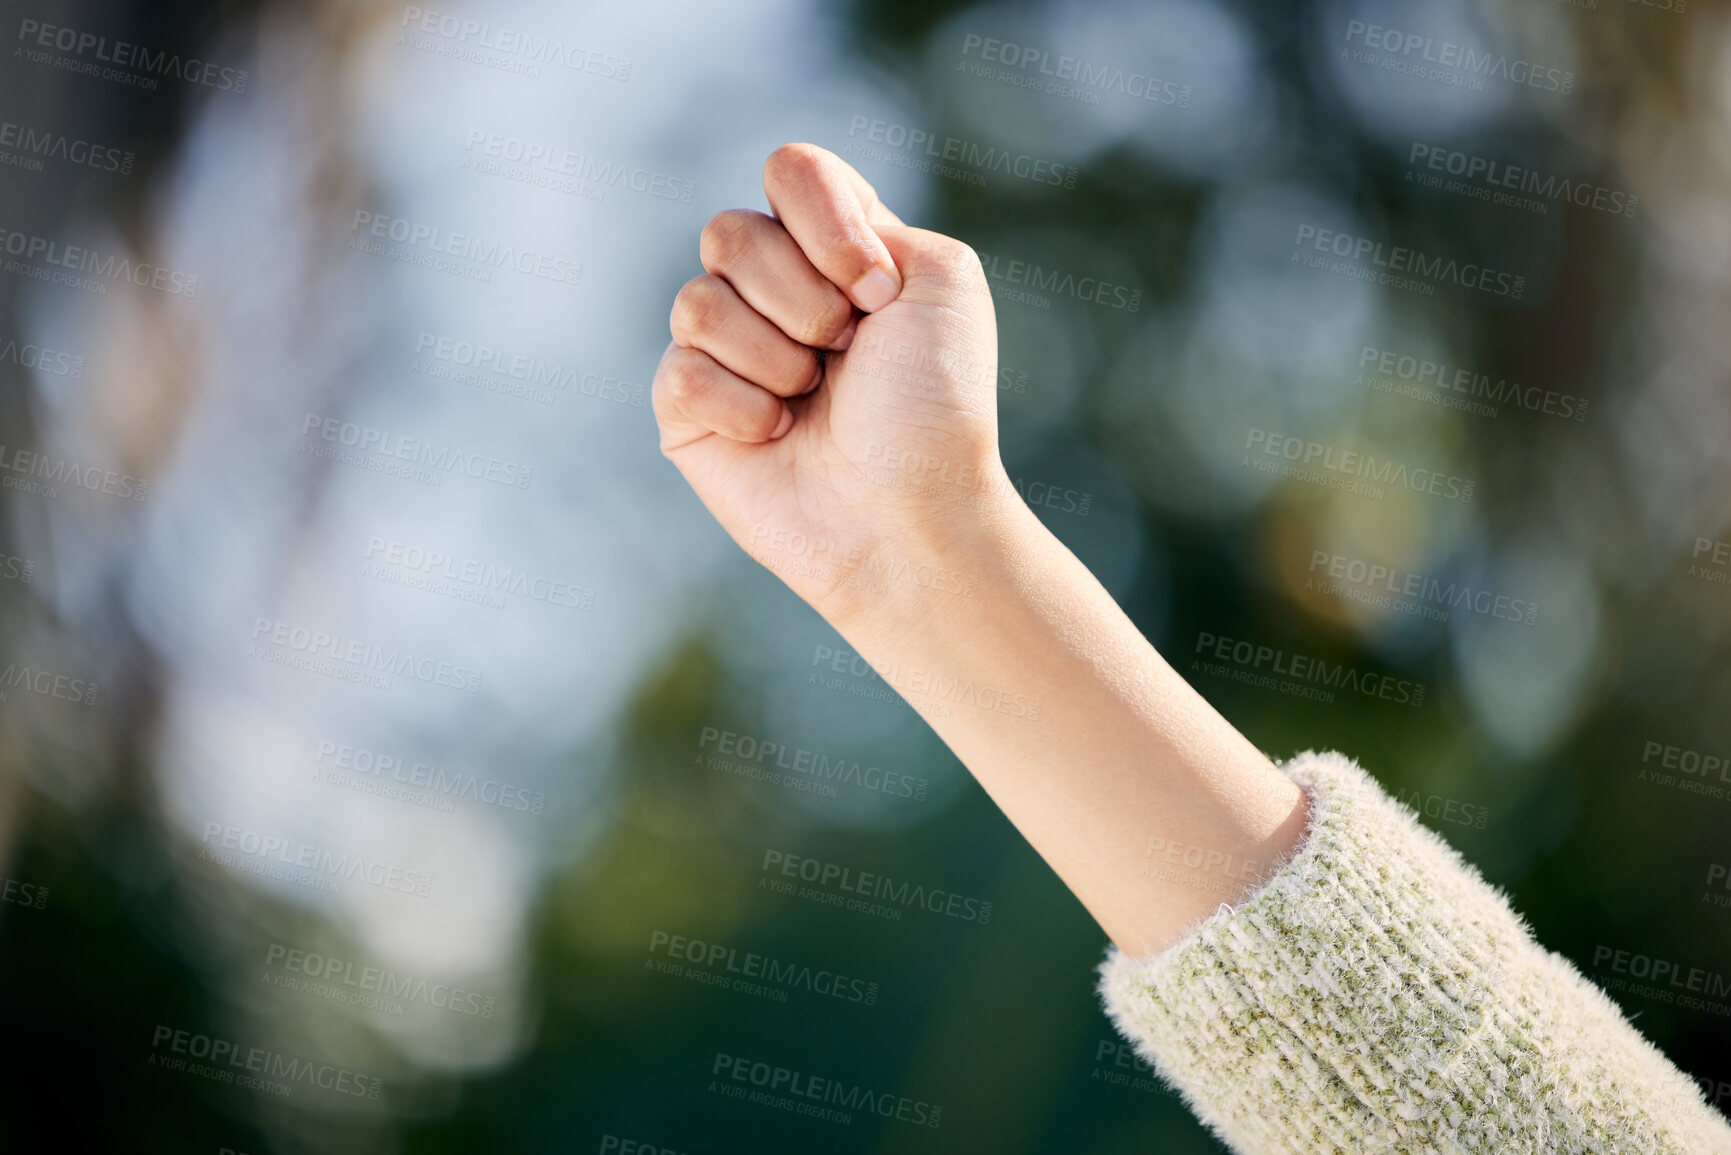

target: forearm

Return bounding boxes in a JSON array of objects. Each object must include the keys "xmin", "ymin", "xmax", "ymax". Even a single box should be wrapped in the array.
[
  {"xmin": 820, "ymin": 491, "xmax": 1310, "ymax": 957},
  {"xmin": 653, "ymin": 145, "xmax": 1307, "ymax": 958}
]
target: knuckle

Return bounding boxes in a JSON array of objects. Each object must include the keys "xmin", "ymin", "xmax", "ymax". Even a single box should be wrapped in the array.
[
  {"xmin": 798, "ymin": 299, "xmax": 853, "ymax": 348},
  {"xmin": 931, "ymin": 232, "xmax": 981, "ymax": 278},
  {"xmin": 825, "ymin": 219, "xmax": 871, "ymax": 262},
  {"xmin": 700, "ymin": 209, "xmax": 756, "ymax": 269},
  {"xmin": 764, "ymin": 142, "xmax": 827, "ymax": 189},
  {"xmin": 751, "ymin": 409, "xmax": 782, "ymax": 441},
  {"xmin": 672, "ymin": 275, "xmax": 727, "ymax": 340},
  {"xmin": 948, "ymin": 239, "xmax": 986, "ymax": 282},
  {"xmin": 781, "ymin": 349, "xmax": 822, "ymax": 395},
  {"xmin": 662, "ymin": 351, "xmax": 709, "ymax": 405},
  {"xmin": 912, "ymin": 230, "xmax": 986, "ymax": 294}
]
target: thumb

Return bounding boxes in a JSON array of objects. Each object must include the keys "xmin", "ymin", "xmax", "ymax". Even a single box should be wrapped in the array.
[
  {"xmin": 874, "ymin": 226, "xmax": 995, "ymax": 320},
  {"xmin": 856, "ymin": 226, "xmax": 1000, "ymax": 407}
]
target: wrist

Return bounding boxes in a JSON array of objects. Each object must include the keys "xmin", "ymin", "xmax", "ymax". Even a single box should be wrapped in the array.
[{"xmin": 812, "ymin": 470, "xmax": 1045, "ymax": 647}]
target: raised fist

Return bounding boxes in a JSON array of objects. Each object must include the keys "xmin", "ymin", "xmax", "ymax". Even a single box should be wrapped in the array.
[{"xmin": 653, "ymin": 143, "xmax": 1011, "ymax": 625}]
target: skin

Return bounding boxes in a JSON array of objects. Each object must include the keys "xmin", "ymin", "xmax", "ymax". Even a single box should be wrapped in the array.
[{"xmin": 653, "ymin": 142, "xmax": 1309, "ymax": 958}]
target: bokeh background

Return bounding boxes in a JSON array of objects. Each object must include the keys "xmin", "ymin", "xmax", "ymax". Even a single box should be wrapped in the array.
[{"xmin": 2, "ymin": 0, "xmax": 1730, "ymax": 1150}]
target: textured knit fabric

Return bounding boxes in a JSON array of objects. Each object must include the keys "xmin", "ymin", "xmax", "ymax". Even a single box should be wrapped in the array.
[{"xmin": 1098, "ymin": 749, "xmax": 1731, "ymax": 1153}]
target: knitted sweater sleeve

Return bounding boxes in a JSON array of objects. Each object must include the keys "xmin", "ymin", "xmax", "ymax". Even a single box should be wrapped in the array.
[{"xmin": 1097, "ymin": 749, "xmax": 1731, "ymax": 1153}]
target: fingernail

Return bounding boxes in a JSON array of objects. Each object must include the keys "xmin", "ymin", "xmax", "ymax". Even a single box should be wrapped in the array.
[
  {"xmin": 829, "ymin": 317, "xmax": 858, "ymax": 352},
  {"xmin": 850, "ymin": 266, "xmax": 900, "ymax": 313},
  {"xmin": 770, "ymin": 406, "xmax": 794, "ymax": 439}
]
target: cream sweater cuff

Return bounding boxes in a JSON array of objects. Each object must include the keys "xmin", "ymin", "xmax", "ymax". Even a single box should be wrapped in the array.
[{"xmin": 1096, "ymin": 749, "xmax": 1731, "ymax": 1153}]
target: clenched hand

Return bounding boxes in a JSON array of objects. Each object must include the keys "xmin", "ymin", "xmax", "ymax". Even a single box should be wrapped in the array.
[{"xmin": 653, "ymin": 143, "xmax": 1011, "ymax": 625}]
